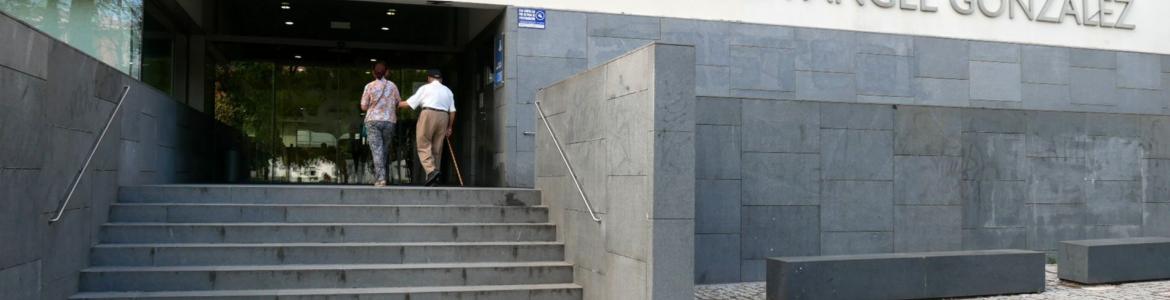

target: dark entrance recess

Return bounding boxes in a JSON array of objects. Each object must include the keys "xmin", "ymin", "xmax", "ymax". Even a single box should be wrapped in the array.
[{"xmin": 143, "ymin": 0, "xmax": 505, "ymax": 186}]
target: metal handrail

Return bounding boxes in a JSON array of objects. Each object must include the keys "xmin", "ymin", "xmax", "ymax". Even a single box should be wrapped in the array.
[
  {"xmin": 50, "ymin": 86, "xmax": 131, "ymax": 223},
  {"xmin": 534, "ymin": 101, "xmax": 602, "ymax": 223}
]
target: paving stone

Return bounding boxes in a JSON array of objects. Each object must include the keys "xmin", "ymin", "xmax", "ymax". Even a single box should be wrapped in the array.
[
  {"xmin": 895, "ymin": 205, "xmax": 962, "ymax": 252},
  {"xmin": 1022, "ymin": 45, "xmax": 1070, "ymax": 85},
  {"xmin": 818, "ymin": 102, "xmax": 894, "ymax": 130},
  {"xmin": 586, "ymin": 13, "xmax": 660, "ymax": 39},
  {"xmin": 915, "ymin": 37, "xmax": 968, "ymax": 79},
  {"xmin": 741, "ymin": 100, "xmax": 819, "ymax": 153},
  {"xmin": 741, "ymin": 153, "xmax": 819, "ymax": 206},
  {"xmin": 895, "ymin": 106, "xmax": 962, "ymax": 156},
  {"xmin": 820, "ymin": 232, "xmax": 893, "ymax": 255},
  {"xmin": 695, "ymin": 234, "xmax": 741, "ymax": 284},
  {"xmin": 696, "ymin": 179, "xmax": 741, "ymax": 234},
  {"xmin": 857, "ymin": 32, "xmax": 913, "ymax": 56},
  {"xmin": 821, "ymin": 181, "xmax": 893, "ymax": 232},
  {"xmin": 821, "ymin": 129, "xmax": 894, "ymax": 181},
  {"xmin": 740, "ymin": 205, "xmax": 820, "ymax": 259},
  {"xmin": 895, "ymin": 156, "xmax": 961, "ymax": 205},
  {"xmin": 1118, "ymin": 52, "xmax": 1162, "ymax": 90},
  {"xmin": 795, "ymin": 71, "xmax": 856, "ymax": 102},
  {"xmin": 1070, "ymin": 49, "xmax": 1116, "ymax": 69},
  {"xmin": 857, "ymin": 54, "xmax": 912, "ymax": 97},
  {"xmin": 970, "ymin": 61, "xmax": 1022, "ymax": 101},
  {"xmin": 696, "ymin": 126, "xmax": 741, "ymax": 180},
  {"xmin": 794, "ymin": 28, "xmax": 854, "ymax": 73},
  {"xmin": 962, "ymin": 180, "xmax": 1028, "ymax": 229},
  {"xmin": 969, "ymin": 41, "xmax": 1019, "ymax": 63}
]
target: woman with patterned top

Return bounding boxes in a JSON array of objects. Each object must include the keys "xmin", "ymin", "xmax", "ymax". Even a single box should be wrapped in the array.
[{"xmin": 360, "ymin": 62, "xmax": 401, "ymax": 187}]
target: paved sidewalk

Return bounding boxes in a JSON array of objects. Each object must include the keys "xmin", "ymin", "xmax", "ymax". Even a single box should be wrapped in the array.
[{"xmin": 695, "ymin": 265, "xmax": 1170, "ymax": 300}]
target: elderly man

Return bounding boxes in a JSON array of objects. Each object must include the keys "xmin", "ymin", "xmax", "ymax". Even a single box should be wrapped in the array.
[{"xmin": 399, "ymin": 69, "xmax": 455, "ymax": 186}]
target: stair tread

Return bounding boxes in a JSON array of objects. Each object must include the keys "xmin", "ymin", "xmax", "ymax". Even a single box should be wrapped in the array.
[
  {"xmin": 112, "ymin": 203, "xmax": 548, "ymax": 208},
  {"xmin": 104, "ymin": 222, "xmax": 554, "ymax": 226},
  {"xmin": 70, "ymin": 283, "xmax": 582, "ymax": 299},
  {"xmin": 126, "ymin": 184, "xmax": 539, "ymax": 191},
  {"xmin": 83, "ymin": 261, "xmax": 573, "ymax": 272},
  {"xmin": 94, "ymin": 241, "xmax": 564, "ymax": 248}
]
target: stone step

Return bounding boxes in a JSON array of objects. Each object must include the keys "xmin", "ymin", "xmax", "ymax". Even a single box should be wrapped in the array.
[
  {"xmin": 69, "ymin": 283, "xmax": 583, "ymax": 300},
  {"xmin": 91, "ymin": 242, "xmax": 566, "ymax": 266},
  {"xmin": 79, "ymin": 262, "xmax": 575, "ymax": 292},
  {"xmin": 109, "ymin": 203, "xmax": 549, "ymax": 223},
  {"xmin": 119, "ymin": 185, "xmax": 541, "ymax": 206},
  {"xmin": 100, "ymin": 223, "xmax": 557, "ymax": 244}
]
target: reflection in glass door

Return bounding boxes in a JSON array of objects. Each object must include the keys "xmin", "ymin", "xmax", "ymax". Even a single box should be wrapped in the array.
[{"xmin": 215, "ymin": 61, "xmax": 427, "ymax": 184}]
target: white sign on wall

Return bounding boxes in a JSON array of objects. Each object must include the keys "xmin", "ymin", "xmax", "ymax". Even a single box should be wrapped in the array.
[{"xmin": 454, "ymin": 0, "xmax": 1170, "ymax": 55}]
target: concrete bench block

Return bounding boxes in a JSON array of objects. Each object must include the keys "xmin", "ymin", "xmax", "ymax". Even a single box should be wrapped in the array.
[
  {"xmin": 1058, "ymin": 237, "xmax": 1170, "ymax": 284},
  {"xmin": 767, "ymin": 250, "xmax": 1045, "ymax": 300}
]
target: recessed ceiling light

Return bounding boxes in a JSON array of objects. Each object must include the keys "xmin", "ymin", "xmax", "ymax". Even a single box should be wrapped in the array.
[
  {"xmin": 280, "ymin": 4, "xmax": 291, "ymax": 9},
  {"xmin": 386, "ymin": 9, "xmax": 397, "ymax": 16},
  {"xmin": 294, "ymin": 55, "xmax": 302, "ymax": 59},
  {"xmin": 381, "ymin": 27, "xmax": 389, "ymax": 31},
  {"xmin": 284, "ymin": 21, "xmax": 294, "ymax": 25},
  {"xmin": 370, "ymin": 58, "xmax": 377, "ymax": 62}
]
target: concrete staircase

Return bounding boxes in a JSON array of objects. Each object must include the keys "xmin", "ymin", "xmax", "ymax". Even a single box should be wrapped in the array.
[{"xmin": 69, "ymin": 185, "xmax": 582, "ymax": 300}]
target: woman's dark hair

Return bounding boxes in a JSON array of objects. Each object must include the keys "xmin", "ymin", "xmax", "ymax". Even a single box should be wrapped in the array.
[{"xmin": 372, "ymin": 62, "xmax": 388, "ymax": 80}]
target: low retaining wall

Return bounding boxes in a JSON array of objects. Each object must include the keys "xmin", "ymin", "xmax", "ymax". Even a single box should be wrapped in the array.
[{"xmin": 535, "ymin": 43, "xmax": 696, "ymax": 300}]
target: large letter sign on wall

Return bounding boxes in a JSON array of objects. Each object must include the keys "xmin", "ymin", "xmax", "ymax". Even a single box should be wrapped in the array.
[{"xmin": 468, "ymin": 0, "xmax": 1167, "ymax": 55}]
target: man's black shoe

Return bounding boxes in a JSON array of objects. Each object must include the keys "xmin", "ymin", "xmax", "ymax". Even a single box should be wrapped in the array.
[{"xmin": 424, "ymin": 171, "xmax": 439, "ymax": 186}]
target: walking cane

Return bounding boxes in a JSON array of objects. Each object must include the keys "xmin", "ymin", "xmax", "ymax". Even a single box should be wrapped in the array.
[{"xmin": 446, "ymin": 137, "xmax": 465, "ymax": 186}]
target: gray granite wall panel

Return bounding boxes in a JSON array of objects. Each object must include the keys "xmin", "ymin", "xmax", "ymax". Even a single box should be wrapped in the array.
[
  {"xmin": 970, "ymin": 41, "xmax": 1019, "ymax": 63},
  {"xmin": 914, "ymin": 37, "xmax": 969, "ymax": 79},
  {"xmin": 1021, "ymin": 46, "xmax": 1070, "ymax": 85},
  {"xmin": 821, "ymin": 231, "xmax": 894, "ymax": 255},
  {"xmin": 895, "ymin": 205, "xmax": 963, "ymax": 252},
  {"xmin": 820, "ymin": 181, "xmax": 893, "ymax": 232},
  {"xmin": 513, "ymin": 8, "xmax": 1170, "ymax": 285},
  {"xmin": 695, "ymin": 234, "xmax": 740, "ymax": 284},
  {"xmin": 1, "ymin": 13, "xmax": 219, "ymax": 299},
  {"xmin": 856, "ymin": 54, "xmax": 912, "ymax": 97},
  {"xmin": 1117, "ymin": 53, "xmax": 1162, "ymax": 90}
]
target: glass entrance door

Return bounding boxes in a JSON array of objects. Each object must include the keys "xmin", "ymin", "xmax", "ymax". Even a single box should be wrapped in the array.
[{"xmin": 214, "ymin": 60, "xmax": 428, "ymax": 184}]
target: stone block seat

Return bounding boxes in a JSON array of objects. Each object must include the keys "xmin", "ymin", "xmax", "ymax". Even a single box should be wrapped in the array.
[
  {"xmin": 1058, "ymin": 237, "xmax": 1170, "ymax": 284},
  {"xmin": 767, "ymin": 250, "xmax": 1045, "ymax": 300}
]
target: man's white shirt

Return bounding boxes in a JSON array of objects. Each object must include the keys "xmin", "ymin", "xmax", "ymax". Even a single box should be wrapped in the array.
[{"xmin": 406, "ymin": 81, "xmax": 456, "ymax": 112}]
